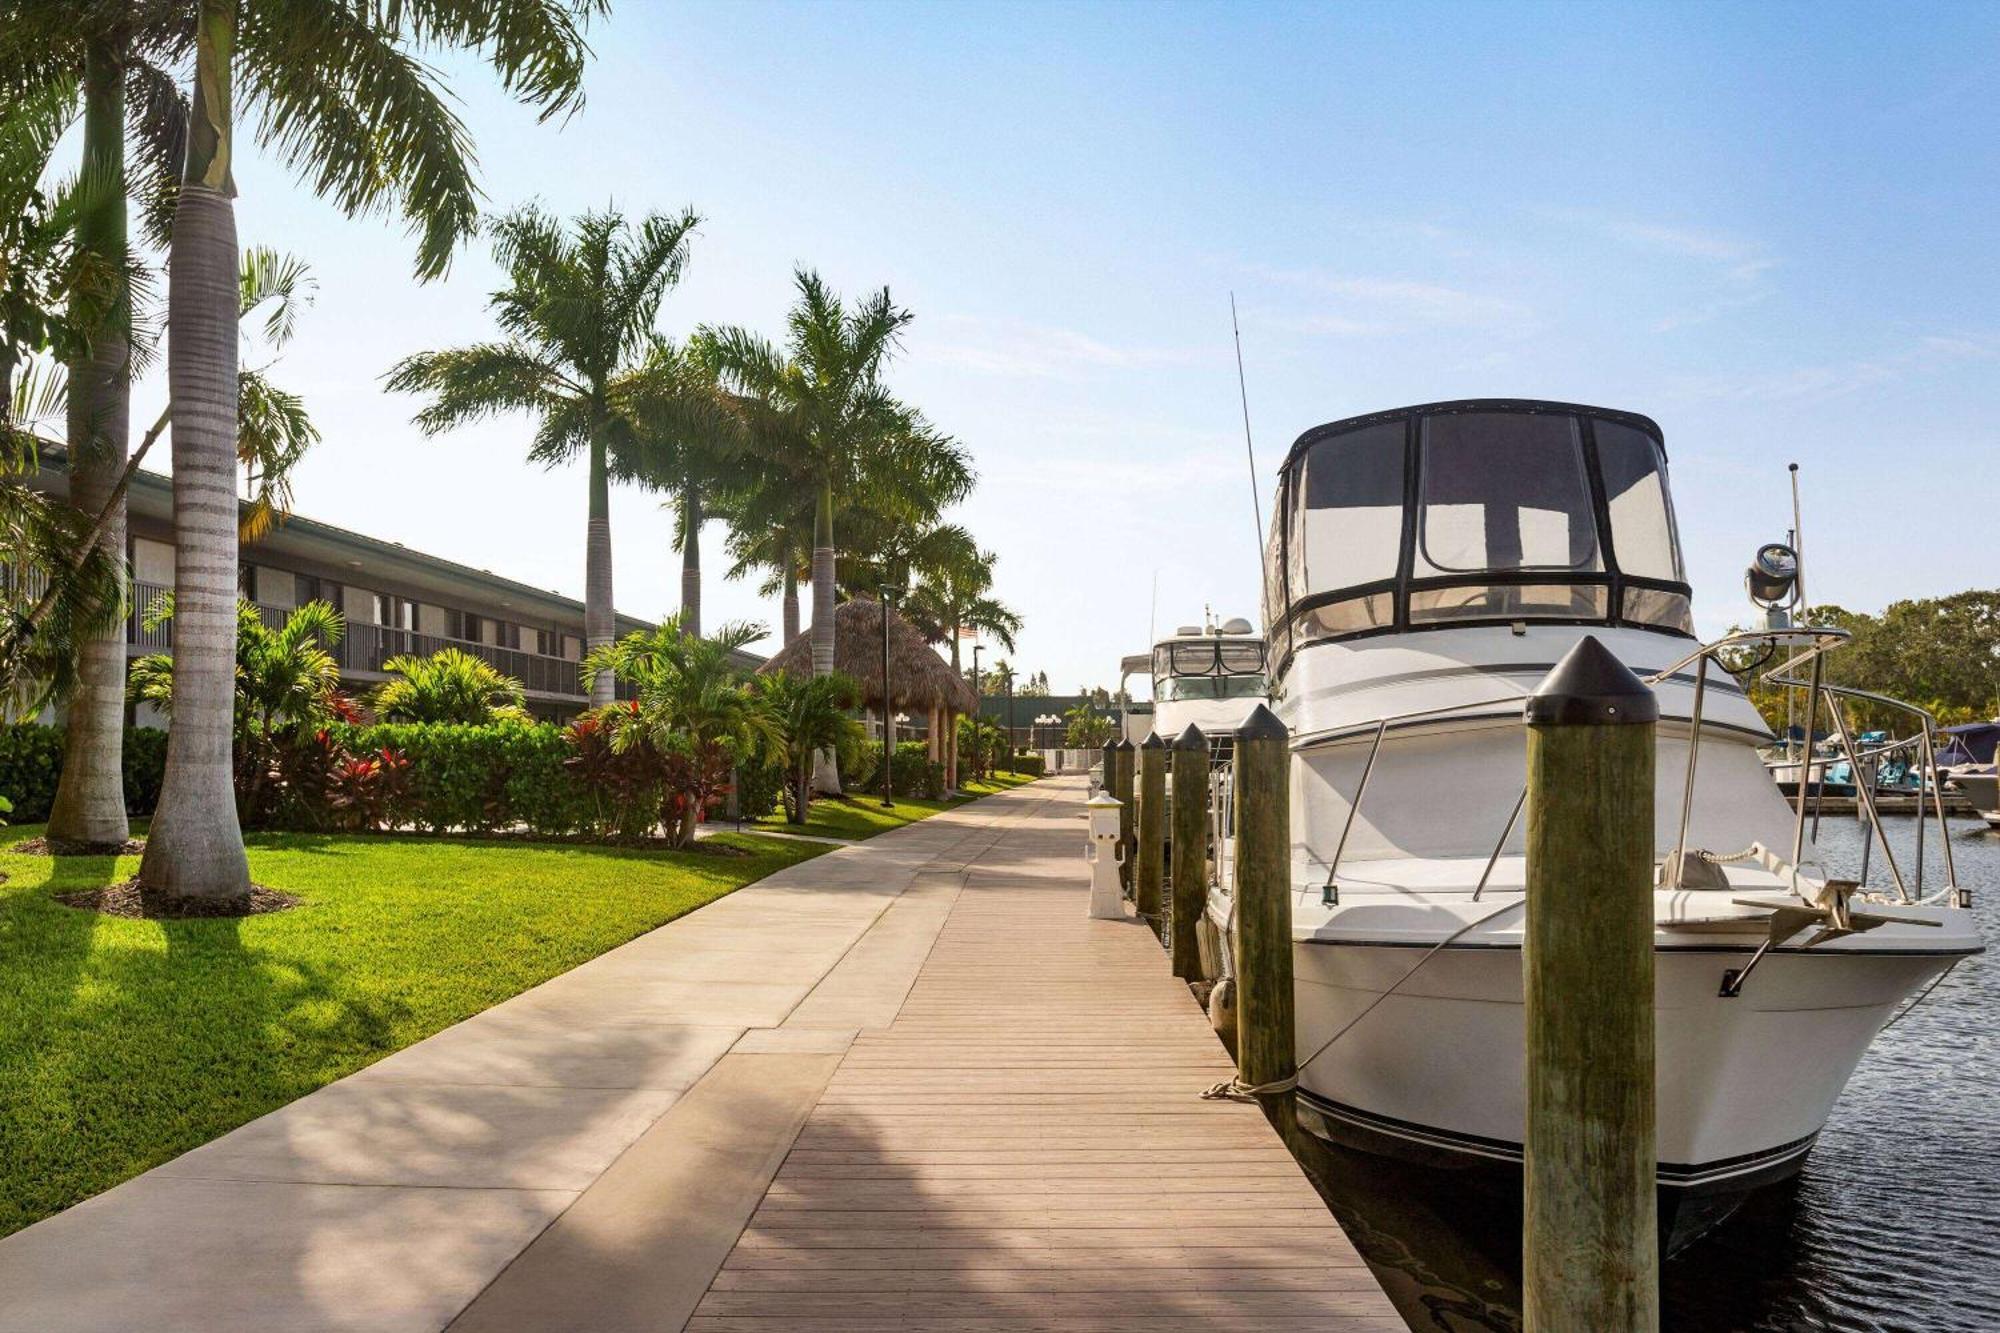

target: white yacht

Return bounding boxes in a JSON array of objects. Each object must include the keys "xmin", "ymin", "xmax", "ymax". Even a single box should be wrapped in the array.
[
  {"xmin": 1146, "ymin": 617, "xmax": 1270, "ymax": 749},
  {"xmin": 1206, "ymin": 399, "xmax": 1981, "ymax": 1244}
]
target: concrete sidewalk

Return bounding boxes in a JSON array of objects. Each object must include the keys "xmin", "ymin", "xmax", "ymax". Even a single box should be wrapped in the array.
[{"xmin": 0, "ymin": 788, "xmax": 1043, "ymax": 1333}]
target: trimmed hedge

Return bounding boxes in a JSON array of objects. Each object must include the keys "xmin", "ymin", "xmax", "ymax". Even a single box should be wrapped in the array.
[
  {"xmin": 1008, "ymin": 751, "xmax": 1047, "ymax": 778},
  {"xmin": 853, "ymin": 740, "xmax": 944, "ymax": 800},
  {"xmin": 0, "ymin": 724, "xmax": 168, "ymax": 823},
  {"xmin": 734, "ymin": 760, "xmax": 784, "ymax": 821},
  {"xmin": 333, "ymin": 722, "xmax": 594, "ymax": 837}
]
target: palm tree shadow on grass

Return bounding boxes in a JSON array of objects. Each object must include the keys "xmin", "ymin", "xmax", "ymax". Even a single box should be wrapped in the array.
[{"xmin": 1, "ymin": 861, "xmax": 406, "ymax": 1237}]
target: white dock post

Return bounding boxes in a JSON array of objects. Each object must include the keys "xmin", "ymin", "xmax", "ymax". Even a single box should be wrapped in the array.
[{"xmin": 1085, "ymin": 792, "xmax": 1127, "ymax": 919}]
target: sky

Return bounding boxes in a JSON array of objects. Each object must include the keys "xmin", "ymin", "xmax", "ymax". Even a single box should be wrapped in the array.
[{"xmin": 119, "ymin": 0, "xmax": 2000, "ymax": 692}]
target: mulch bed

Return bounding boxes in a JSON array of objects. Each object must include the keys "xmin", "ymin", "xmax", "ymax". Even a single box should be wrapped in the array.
[
  {"xmin": 56, "ymin": 879, "xmax": 301, "ymax": 919},
  {"xmin": 11, "ymin": 836, "xmax": 147, "ymax": 857}
]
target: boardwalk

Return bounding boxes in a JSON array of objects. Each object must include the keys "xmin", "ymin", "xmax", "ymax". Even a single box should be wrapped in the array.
[
  {"xmin": 0, "ymin": 776, "xmax": 1397, "ymax": 1332},
  {"xmin": 689, "ymin": 777, "xmax": 1400, "ymax": 1332}
]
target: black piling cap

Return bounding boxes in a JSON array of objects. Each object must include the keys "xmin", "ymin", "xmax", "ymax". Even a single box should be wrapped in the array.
[
  {"xmin": 1173, "ymin": 723, "xmax": 1208, "ymax": 751},
  {"xmin": 1236, "ymin": 703, "xmax": 1289, "ymax": 742},
  {"xmin": 1112, "ymin": 737, "xmax": 1136, "ymax": 752},
  {"xmin": 1140, "ymin": 732, "xmax": 1166, "ymax": 751},
  {"xmin": 1524, "ymin": 635, "xmax": 1658, "ymax": 727}
]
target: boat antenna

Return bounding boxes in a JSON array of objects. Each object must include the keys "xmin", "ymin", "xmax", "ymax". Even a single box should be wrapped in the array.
[
  {"xmin": 1230, "ymin": 293, "xmax": 1265, "ymax": 556},
  {"xmin": 1789, "ymin": 462, "xmax": 1809, "ymax": 620}
]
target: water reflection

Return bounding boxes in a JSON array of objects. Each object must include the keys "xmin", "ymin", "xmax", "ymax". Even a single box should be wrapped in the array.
[{"xmin": 1295, "ymin": 816, "xmax": 1996, "ymax": 1332}]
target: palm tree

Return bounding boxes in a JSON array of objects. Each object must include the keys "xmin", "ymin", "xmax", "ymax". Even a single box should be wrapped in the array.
[
  {"xmin": 703, "ymin": 269, "xmax": 917, "ymax": 683},
  {"xmin": 138, "ymin": 0, "xmax": 603, "ymax": 901},
  {"xmin": 754, "ymin": 669, "xmax": 862, "ymax": 824},
  {"xmin": 609, "ymin": 336, "xmax": 742, "ymax": 640},
  {"xmin": 388, "ymin": 203, "xmax": 701, "ymax": 707},
  {"xmin": 902, "ymin": 539, "xmax": 1021, "ymax": 675},
  {"xmin": 371, "ymin": 647, "xmax": 527, "ymax": 725},
  {"xmin": 583, "ymin": 615, "xmax": 772, "ymax": 847},
  {"xmin": 0, "ymin": 81, "xmax": 126, "ymax": 725}
]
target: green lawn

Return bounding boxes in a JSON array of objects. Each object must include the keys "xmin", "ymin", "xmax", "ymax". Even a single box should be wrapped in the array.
[
  {"xmin": 0, "ymin": 826, "xmax": 828, "ymax": 1238},
  {"xmin": 751, "ymin": 771, "xmax": 1041, "ymax": 841}
]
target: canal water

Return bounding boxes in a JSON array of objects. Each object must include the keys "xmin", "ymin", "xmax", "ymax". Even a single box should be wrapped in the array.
[{"xmin": 1296, "ymin": 814, "xmax": 1998, "ymax": 1333}]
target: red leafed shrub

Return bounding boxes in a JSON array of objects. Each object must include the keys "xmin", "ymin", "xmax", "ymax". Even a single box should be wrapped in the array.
[{"xmin": 327, "ymin": 747, "xmax": 411, "ymax": 832}]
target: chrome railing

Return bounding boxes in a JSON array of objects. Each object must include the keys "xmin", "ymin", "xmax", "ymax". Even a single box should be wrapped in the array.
[{"xmin": 1306, "ymin": 625, "xmax": 1964, "ymax": 909}]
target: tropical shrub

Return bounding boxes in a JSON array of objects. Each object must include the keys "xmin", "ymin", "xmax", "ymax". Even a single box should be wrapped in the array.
[
  {"xmin": 129, "ymin": 599, "xmax": 352, "ymax": 826},
  {"xmin": 371, "ymin": 647, "xmax": 528, "ymax": 724},
  {"xmin": 956, "ymin": 714, "xmax": 1006, "ymax": 781},
  {"xmin": 582, "ymin": 619, "xmax": 775, "ymax": 847},
  {"xmin": 326, "ymin": 747, "xmax": 412, "ymax": 832},
  {"xmin": 755, "ymin": 670, "xmax": 863, "ymax": 824},
  {"xmin": 1009, "ymin": 751, "xmax": 1046, "ymax": 778},
  {"xmin": 1063, "ymin": 702, "xmax": 1116, "ymax": 749}
]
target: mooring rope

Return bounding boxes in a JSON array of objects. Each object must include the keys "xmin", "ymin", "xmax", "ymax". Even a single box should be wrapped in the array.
[{"xmin": 1201, "ymin": 1073, "xmax": 1299, "ymax": 1103}]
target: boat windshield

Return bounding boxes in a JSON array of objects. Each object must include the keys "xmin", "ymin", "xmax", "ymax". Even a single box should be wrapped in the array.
[
  {"xmin": 1153, "ymin": 639, "xmax": 1267, "ymax": 702},
  {"xmin": 1266, "ymin": 402, "xmax": 1691, "ymax": 664}
]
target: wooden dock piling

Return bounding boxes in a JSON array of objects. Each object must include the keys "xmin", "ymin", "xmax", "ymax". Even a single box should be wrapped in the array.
[
  {"xmin": 1111, "ymin": 738, "xmax": 1136, "ymax": 896},
  {"xmin": 1522, "ymin": 635, "xmax": 1660, "ymax": 1332},
  {"xmin": 1170, "ymin": 723, "xmax": 1210, "ymax": 979},
  {"xmin": 1136, "ymin": 733, "xmax": 1167, "ymax": 927},
  {"xmin": 1232, "ymin": 704, "xmax": 1296, "ymax": 1126}
]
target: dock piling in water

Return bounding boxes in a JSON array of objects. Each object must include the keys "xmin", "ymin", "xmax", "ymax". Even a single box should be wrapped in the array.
[
  {"xmin": 1136, "ymin": 733, "xmax": 1167, "ymax": 927},
  {"xmin": 1232, "ymin": 704, "xmax": 1296, "ymax": 1126},
  {"xmin": 1111, "ymin": 738, "xmax": 1136, "ymax": 896},
  {"xmin": 1522, "ymin": 635, "xmax": 1660, "ymax": 1332},
  {"xmin": 1170, "ymin": 724, "xmax": 1210, "ymax": 978}
]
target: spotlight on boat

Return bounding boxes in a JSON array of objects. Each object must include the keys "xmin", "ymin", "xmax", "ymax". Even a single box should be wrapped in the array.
[{"xmin": 1746, "ymin": 542, "xmax": 1799, "ymax": 615}]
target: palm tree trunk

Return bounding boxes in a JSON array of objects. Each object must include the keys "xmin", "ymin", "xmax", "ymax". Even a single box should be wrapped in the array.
[
  {"xmin": 781, "ymin": 563, "xmax": 800, "ymax": 645},
  {"xmin": 809, "ymin": 481, "xmax": 839, "ymax": 794},
  {"xmin": 48, "ymin": 42, "xmax": 131, "ymax": 849},
  {"xmin": 679, "ymin": 478, "xmax": 700, "ymax": 639},
  {"xmin": 809, "ymin": 482, "xmax": 835, "ymax": 676},
  {"xmin": 585, "ymin": 427, "xmax": 614, "ymax": 706},
  {"xmin": 140, "ymin": 0, "xmax": 250, "ymax": 899}
]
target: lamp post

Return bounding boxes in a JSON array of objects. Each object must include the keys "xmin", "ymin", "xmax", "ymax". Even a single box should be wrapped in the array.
[
  {"xmin": 880, "ymin": 575, "xmax": 906, "ymax": 809},
  {"xmin": 1001, "ymin": 664, "xmax": 1016, "ymax": 775}
]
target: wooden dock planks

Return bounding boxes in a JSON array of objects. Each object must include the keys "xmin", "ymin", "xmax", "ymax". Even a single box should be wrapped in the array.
[{"xmin": 688, "ymin": 780, "xmax": 1401, "ymax": 1332}]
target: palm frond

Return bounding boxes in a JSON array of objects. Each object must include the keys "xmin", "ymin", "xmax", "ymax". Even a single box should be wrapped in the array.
[{"xmin": 239, "ymin": 245, "xmax": 316, "ymax": 347}]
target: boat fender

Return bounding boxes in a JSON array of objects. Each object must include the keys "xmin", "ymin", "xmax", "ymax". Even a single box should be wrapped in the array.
[{"xmin": 1207, "ymin": 974, "xmax": 1237, "ymax": 1054}]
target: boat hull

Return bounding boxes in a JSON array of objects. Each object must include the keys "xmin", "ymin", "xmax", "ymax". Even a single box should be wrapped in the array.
[{"xmin": 1279, "ymin": 935, "xmax": 1964, "ymax": 1243}]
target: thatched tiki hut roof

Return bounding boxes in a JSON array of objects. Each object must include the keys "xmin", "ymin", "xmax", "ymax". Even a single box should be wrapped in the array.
[{"xmin": 758, "ymin": 597, "xmax": 977, "ymax": 715}]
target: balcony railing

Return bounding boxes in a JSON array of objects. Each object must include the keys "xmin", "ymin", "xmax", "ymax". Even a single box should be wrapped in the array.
[{"xmin": 128, "ymin": 581, "xmax": 602, "ymax": 700}]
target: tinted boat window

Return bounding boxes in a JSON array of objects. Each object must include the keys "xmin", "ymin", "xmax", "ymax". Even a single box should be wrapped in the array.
[
  {"xmin": 1415, "ymin": 413, "xmax": 1600, "ymax": 575},
  {"xmin": 1595, "ymin": 419, "xmax": 1682, "ymax": 581},
  {"xmin": 1296, "ymin": 421, "xmax": 1406, "ymax": 592}
]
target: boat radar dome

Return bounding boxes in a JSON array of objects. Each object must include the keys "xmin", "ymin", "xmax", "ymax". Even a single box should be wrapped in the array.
[{"xmin": 1219, "ymin": 617, "xmax": 1255, "ymax": 635}]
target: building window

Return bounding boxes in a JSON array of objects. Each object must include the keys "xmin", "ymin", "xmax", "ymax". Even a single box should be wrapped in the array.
[
  {"xmin": 374, "ymin": 594, "xmax": 415, "ymax": 631},
  {"xmin": 296, "ymin": 574, "xmax": 341, "ymax": 610},
  {"xmin": 239, "ymin": 565, "xmax": 258, "ymax": 602},
  {"xmin": 535, "ymin": 628, "xmax": 558, "ymax": 657}
]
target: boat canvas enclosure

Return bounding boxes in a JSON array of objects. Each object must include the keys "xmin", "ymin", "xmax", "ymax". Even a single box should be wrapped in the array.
[{"xmin": 1263, "ymin": 399, "xmax": 1694, "ymax": 673}]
